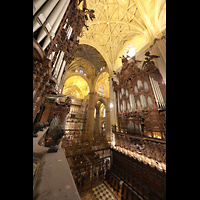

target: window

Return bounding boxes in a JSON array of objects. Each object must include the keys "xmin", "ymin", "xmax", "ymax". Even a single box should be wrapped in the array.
[
  {"xmin": 84, "ymin": 73, "xmax": 86, "ymax": 76},
  {"xmin": 80, "ymin": 69, "xmax": 83, "ymax": 74},
  {"xmin": 103, "ymin": 108, "xmax": 106, "ymax": 117},
  {"xmin": 99, "ymin": 85, "xmax": 103, "ymax": 95},
  {"xmin": 124, "ymin": 44, "xmax": 135, "ymax": 60},
  {"xmin": 75, "ymin": 69, "xmax": 78, "ymax": 72}
]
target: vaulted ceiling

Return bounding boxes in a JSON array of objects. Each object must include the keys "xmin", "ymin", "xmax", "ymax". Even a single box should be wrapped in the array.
[
  {"xmin": 63, "ymin": 0, "xmax": 166, "ymax": 99},
  {"xmin": 67, "ymin": 44, "xmax": 107, "ymax": 79},
  {"xmin": 78, "ymin": 0, "xmax": 166, "ymax": 71}
]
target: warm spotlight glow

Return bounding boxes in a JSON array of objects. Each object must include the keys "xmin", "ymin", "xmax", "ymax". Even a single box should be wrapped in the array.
[{"xmin": 124, "ymin": 44, "xmax": 135, "ymax": 60}]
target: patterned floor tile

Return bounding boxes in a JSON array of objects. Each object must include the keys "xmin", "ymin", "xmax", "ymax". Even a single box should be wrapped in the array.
[{"xmin": 92, "ymin": 183, "xmax": 116, "ymax": 200}]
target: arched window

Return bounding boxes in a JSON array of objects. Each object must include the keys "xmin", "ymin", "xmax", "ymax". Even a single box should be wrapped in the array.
[{"xmin": 99, "ymin": 85, "xmax": 103, "ymax": 95}]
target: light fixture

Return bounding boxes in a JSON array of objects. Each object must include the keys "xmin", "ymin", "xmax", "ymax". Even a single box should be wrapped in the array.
[{"xmin": 110, "ymin": 103, "xmax": 113, "ymax": 108}]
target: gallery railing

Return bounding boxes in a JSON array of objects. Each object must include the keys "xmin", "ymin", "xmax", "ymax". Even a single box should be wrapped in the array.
[
  {"xmin": 111, "ymin": 129, "xmax": 166, "ymax": 173},
  {"xmin": 33, "ymin": 126, "xmax": 80, "ymax": 200}
]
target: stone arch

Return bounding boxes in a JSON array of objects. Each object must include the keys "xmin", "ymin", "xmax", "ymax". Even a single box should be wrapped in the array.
[
  {"xmin": 62, "ymin": 75, "xmax": 90, "ymax": 99},
  {"xmin": 94, "ymin": 72, "xmax": 110, "ymax": 98}
]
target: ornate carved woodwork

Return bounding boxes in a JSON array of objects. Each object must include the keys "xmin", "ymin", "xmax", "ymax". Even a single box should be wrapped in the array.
[
  {"xmin": 106, "ymin": 149, "xmax": 166, "ymax": 200},
  {"xmin": 33, "ymin": 0, "xmax": 95, "ymax": 106},
  {"xmin": 46, "ymin": 96, "xmax": 72, "ymax": 125},
  {"xmin": 112, "ymin": 52, "xmax": 166, "ymax": 139},
  {"xmin": 33, "ymin": 38, "xmax": 54, "ymax": 123},
  {"xmin": 109, "ymin": 52, "xmax": 166, "ymax": 199},
  {"xmin": 112, "ymin": 133, "xmax": 166, "ymax": 171},
  {"xmin": 45, "ymin": 0, "xmax": 95, "ymax": 66},
  {"xmin": 33, "ymin": 0, "xmax": 94, "ymax": 123}
]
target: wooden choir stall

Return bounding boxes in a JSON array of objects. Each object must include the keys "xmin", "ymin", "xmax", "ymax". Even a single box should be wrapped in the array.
[{"xmin": 105, "ymin": 52, "xmax": 166, "ymax": 200}]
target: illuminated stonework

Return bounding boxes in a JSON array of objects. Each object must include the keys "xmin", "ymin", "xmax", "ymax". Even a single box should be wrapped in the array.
[
  {"xmin": 62, "ymin": 76, "xmax": 89, "ymax": 99},
  {"xmin": 95, "ymin": 72, "xmax": 109, "ymax": 98},
  {"xmin": 78, "ymin": 0, "xmax": 166, "ymax": 71}
]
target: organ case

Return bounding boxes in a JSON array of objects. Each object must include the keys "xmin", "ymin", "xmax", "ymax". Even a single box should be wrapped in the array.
[{"xmin": 112, "ymin": 52, "xmax": 166, "ymax": 139}]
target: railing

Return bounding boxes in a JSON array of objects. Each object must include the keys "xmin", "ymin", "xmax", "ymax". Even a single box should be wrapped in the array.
[
  {"xmin": 111, "ymin": 130, "xmax": 166, "ymax": 173},
  {"xmin": 33, "ymin": 128, "xmax": 80, "ymax": 200},
  {"xmin": 64, "ymin": 140, "xmax": 110, "ymax": 157},
  {"xmin": 112, "ymin": 125, "xmax": 166, "ymax": 140}
]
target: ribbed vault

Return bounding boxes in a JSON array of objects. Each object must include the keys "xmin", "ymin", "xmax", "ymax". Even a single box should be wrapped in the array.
[
  {"xmin": 78, "ymin": 0, "xmax": 166, "ymax": 71},
  {"xmin": 62, "ymin": 75, "xmax": 90, "ymax": 99}
]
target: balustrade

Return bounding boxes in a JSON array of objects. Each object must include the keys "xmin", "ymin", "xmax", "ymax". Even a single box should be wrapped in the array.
[{"xmin": 111, "ymin": 132, "xmax": 166, "ymax": 173}]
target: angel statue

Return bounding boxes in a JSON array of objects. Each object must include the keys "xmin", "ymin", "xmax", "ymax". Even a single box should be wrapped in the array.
[{"xmin": 142, "ymin": 51, "xmax": 160, "ymax": 69}]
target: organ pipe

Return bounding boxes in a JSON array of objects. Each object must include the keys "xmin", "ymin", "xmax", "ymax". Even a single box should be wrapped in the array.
[
  {"xmin": 52, "ymin": 51, "xmax": 61, "ymax": 72},
  {"xmin": 33, "ymin": 0, "xmax": 47, "ymax": 16},
  {"xmin": 149, "ymin": 75, "xmax": 165, "ymax": 108},
  {"xmin": 149, "ymin": 76, "xmax": 159, "ymax": 107},
  {"xmin": 154, "ymin": 80, "xmax": 163, "ymax": 108},
  {"xmin": 33, "ymin": 0, "xmax": 59, "ymax": 33},
  {"xmin": 42, "ymin": 0, "xmax": 71, "ymax": 50},
  {"xmin": 156, "ymin": 81, "xmax": 165, "ymax": 108},
  {"xmin": 53, "ymin": 51, "xmax": 65, "ymax": 78},
  {"xmin": 37, "ymin": 0, "xmax": 68, "ymax": 43},
  {"xmin": 56, "ymin": 60, "xmax": 66, "ymax": 89}
]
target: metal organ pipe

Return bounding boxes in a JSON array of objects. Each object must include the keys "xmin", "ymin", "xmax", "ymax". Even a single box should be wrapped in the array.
[
  {"xmin": 117, "ymin": 91, "xmax": 120, "ymax": 113},
  {"xmin": 37, "ymin": 0, "xmax": 68, "ymax": 43},
  {"xmin": 154, "ymin": 80, "xmax": 163, "ymax": 108},
  {"xmin": 152, "ymin": 77, "xmax": 165, "ymax": 108},
  {"xmin": 149, "ymin": 75, "xmax": 165, "ymax": 108},
  {"xmin": 149, "ymin": 75, "xmax": 159, "ymax": 108},
  {"xmin": 152, "ymin": 77, "xmax": 160, "ymax": 107},
  {"xmin": 33, "ymin": 0, "xmax": 59, "ymax": 33},
  {"xmin": 53, "ymin": 51, "xmax": 65, "ymax": 78},
  {"xmin": 52, "ymin": 51, "xmax": 61, "ymax": 72},
  {"xmin": 157, "ymin": 81, "xmax": 165, "ymax": 108},
  {"xmin": 33, "ymin": 0, "xmax": 47, "ymax": 16},
  {"xmin": 42, "ymin": 0, "xmax": 71, "ymax": 50},
  {"xmin": 56, "ymin": 60, "xmax": 66, "ymax": 90}
]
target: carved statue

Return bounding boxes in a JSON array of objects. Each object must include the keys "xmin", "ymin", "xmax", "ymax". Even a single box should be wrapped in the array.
[
  {"xmin": 131, "ymin": 55, "xmax": 142, "ymax": 66},
  {"xmin": 120, "ymin": 55, "xmax": 129, "ymax": 65},
  {"xmin": 33, "ymin": 121, "xmax": 50, "ymax": 136},
  {"xmin": 85, "ymin": 9, "xmax": 95, "ymax": 21},
  {"xmin": 44, "ymin": 124, "xmax": 66, "ymax": 152},
  {"xmin": 142, "ymin": 51, "xmax": 160, "ymax": 69}
]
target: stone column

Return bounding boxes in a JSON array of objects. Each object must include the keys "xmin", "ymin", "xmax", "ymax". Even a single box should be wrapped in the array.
[
  {"xmin": 94, "ymin": 108, "xmax": 100, "ymax": 140},
  {"xmin": 84, "ymin": 93, "xmax": 96, "ymax": 142},
  {"xmin": 105, "ymin": 108, "xmax": 110, "ymax": 142}
]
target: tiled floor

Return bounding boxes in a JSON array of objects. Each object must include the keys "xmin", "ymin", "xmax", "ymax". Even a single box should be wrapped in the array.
[{"xmin": 92, "ymin": 183, "xmax": 117, "ymax": 200}]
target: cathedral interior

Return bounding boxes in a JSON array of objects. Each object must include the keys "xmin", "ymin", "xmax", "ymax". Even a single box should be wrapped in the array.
[{"xmin": 33, "ymin": 0, "xmax": 166, "ymax": 199}]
